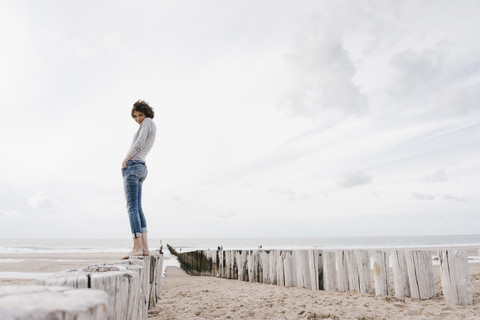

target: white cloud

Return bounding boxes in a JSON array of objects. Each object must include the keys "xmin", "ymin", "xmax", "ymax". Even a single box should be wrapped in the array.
[
  {"xmin": 389, "ymin": 47, "xmax": 445, "ymax": 98},
  {"xmin": 269, "ymin": 187, "xmax": 314, "ymax": 201},
  {"xmin": 337, "ymin": 170, "xmax": 372, "ymax": 188},
  {"xmin": 216, "ymin": 209, "xmax": 237, "ymax": 219},
  {"xmin": 27, "ymin": 192, "xmax": 63, "ymax": 210},
  {"xmin": 424, "ymin": 168, "xmax": 447, "ymax": 183},
  {"xmin": 412, "ymin": 192, "xmax": 435, "ymax": 201},
  {"xmin": 1, "ymin": 209, "xmax": 19, "ymax": 216},
  {"xmin": 280, "ymin": 15, "xmax": 367, "ymax": 119},
  {"xmin": 442, "ymin": 194, "xmax": 467, "ymax": 202}
]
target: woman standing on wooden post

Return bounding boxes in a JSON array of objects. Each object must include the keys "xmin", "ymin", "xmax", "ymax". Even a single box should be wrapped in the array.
[{"xmin": 121, "ymin": 100, "xmax": 157, "ymax": 259}]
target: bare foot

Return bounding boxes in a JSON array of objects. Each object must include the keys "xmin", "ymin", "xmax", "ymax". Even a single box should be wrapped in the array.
[
  {"xmin": 121, "ymin": 249, "xmax": 143, "ymax": 260},
  {"xmin": 143, "ymin": 249, "xmax": 150, "ymax": 256}
]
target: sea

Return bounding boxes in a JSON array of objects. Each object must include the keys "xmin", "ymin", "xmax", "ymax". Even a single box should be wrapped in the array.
[{"xmin": 2, "ymin": 234, "xmax": 480, "ymax": 254}]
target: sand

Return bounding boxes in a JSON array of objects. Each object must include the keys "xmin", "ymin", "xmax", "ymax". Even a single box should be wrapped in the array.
[
  {"xmin": 148, "ymin": 264, "xmax": 480, "ymax": 320},
  {"xmin": 2, "ymin": 251, "xmax": 480, "ymax": 319}
]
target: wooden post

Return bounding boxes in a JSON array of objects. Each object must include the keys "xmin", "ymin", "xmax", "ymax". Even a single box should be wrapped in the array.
[
  {"xmin": 317, "ymin": 250, "xmax": 324, "ymax": 290},
  {"xmin": 269, "ymin": 250, "xmax": 277, "ymax": 285},
  {"xmin": 372, "ymin": 251, "xmax": 390, "ymax": 296},
  {"xmin": 345, "ymin": 250, "xmax": 360, "ymax": 292},
  {"xmin": 261, "ymin": 250, "xmax": 271, "ymax": 284},
  {"xmin": 336, "ymin": 250, "xmax": 349, "ymax": 291},
  {"xmin": 356, "ymin": 250, "xmax": 373, "ymax": 294},
  {"xmin": 405, "ymin": 250, "xmax": 435, "ymax": 300},
  {"xmin": 237, "ymin": 250, "xmax": 248, "ymax": 281},
  {"xmin": 391, "ymin": 250, "xmax": 410, "ymax": 298},
  {"xmin": 323, "ymin": 251, "xmax": 337, "ymax": 290},
  {"xmin": 38, "ymin": 269, "xmax": 140, "ymax": 320},
  {"xmin": 310, "ymin": 250, "xmax": 322, "ymax": 290},
  {"xmin": 439, "ymin": 250, "xmax": 473, "ymax": 305},
  {"xmin": 256, "ymin": 250, "xmax": 263, "ymax": 283},
  {"xmin": 247, "ymin": 250, "xmax": 254, "ymax": 282},
  {"xmin": 276, "ymin": 250, "xmax": 286, "ymax": 286},
  {"xmin": 283, "ymin": 250, "xmax": 294, "ymax": 287},
  {"xmin": 0, "ymin": 286, "xmax": 108, "ymax": 320},
  {"xmin": 155, "ymin": 252, "xmax": 164, "ymax": 300}
]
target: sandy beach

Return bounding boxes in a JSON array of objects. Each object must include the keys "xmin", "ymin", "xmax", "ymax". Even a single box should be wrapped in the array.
[
  {"xmin": 2, "ymin": 249, "xmax": 480, "ymax": 319},
  {"xmin": 149, "ymin": 263, "xmax": 480, "ymax": 320}
]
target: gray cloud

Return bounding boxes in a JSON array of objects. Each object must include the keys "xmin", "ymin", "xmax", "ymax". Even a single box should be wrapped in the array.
[
  {"xmin": 424, "ymin": 167, "xmax": 447, "ymax": 183},
  {"xmin": 389, "ymin": 46, "xmax": 446, "ymax": 98},
  {"xmin": 412, "ymin": 192, "xmax": 435, "ymax": 200},
  {"xmin": 411, "ymin": 192, "xmax": 468, "ymax": 202},
  {"xmin": 269, "ymin": 187, "xmax": 314, "ymax": 201},
  {"xmin": 280, "ymin": 17, "xmax": 367, "ymax": 118},
  {"xmin": 337, "ymin": 170, "xmax": 373, "ymax": 188},
  {"xmin": 442, "ymin": 194, "xmax": 468, "ymax": 202},
  {"xmin": 216, "ymin": 209, "xmax": 236, "ymax": 219}
]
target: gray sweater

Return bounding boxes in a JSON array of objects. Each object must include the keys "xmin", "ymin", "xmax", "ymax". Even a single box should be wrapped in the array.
[{"xmin": 126, "ymin": 117, "xmax": 156, "ymax": 162}]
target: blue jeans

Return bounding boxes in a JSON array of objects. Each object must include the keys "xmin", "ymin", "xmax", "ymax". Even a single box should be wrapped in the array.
[{"xmin": 122, "ymin": 160, "xmax": 148, "ymax": 238}]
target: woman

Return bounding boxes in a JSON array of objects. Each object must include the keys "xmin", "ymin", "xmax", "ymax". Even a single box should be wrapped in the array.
[{"xmin": 121, "ymin": 100, "xmax": 156, "ymax": 259}]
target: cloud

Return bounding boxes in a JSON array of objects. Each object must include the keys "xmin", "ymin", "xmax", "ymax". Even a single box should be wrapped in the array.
[
  {"xmin": 269, "ymin": 187, "xmax": 314, "ymax": 201},
  {"xmin": 1, "ymin": 209, "xmax": 19, "ymax": 216},
  {"xmin": 412, "ymin": 192, "xmax": 435, "ymax": 200},
  {"xmin": 27, "ymin": 192, "xmax": 63, "ymax": 210},
  {"xmin": 389, "ymin": 46, "xmax": 446, "ymax": 98},
  {"xmin": 337, "ymin": 170, "xmax": 372, "ymax": 188},
  {"xmin": 442, "ymin": 194, "xmax": 467, "ymax": 202},
  {"xmin": 411, "ymin": 193, "xmax": 468, "ymax": 202},
  {"xmin": 216, "ymin": 209, "xmax": 236, "ymax": 219},
  {"xmin": 280, "ymin": 16, "xmax": 367, "ymax": 119},
  {"xmin": 424, "ymin": 168, "xmax": 447, "ymax": 183}
]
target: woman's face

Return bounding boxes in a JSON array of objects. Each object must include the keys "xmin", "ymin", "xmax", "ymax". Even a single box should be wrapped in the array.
[{"xmin": 133, "ymin": 111, "xmax": 146, "ymax": 124}]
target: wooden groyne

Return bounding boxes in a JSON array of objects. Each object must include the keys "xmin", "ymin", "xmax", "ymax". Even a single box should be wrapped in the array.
[
  {"xmin": 173, "ymin": 248, "xmax": 473, "ymax": 306},
  {"xmin": 0, "ymin": 250, "xmax": 163, "ymax": 320}
]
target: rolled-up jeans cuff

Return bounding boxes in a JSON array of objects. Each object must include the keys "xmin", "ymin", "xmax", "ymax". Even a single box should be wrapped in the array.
[
  {"xmin": 133, "ymin": 232, "xmax": 142, "ymax": 238},
  {"xmin": 141, "ymin": 228, "xmax": 148, "ymax": 233}
]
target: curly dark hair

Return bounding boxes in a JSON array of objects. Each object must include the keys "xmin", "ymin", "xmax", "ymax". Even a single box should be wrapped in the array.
[{"xmin": 131, "ymin": 100, "xmax": 155, "ymax": 119}]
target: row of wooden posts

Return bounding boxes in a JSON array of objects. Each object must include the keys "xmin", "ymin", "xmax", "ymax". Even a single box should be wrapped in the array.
[
  {"xmin": 175, "ymin": 248, "xmax": 473, "ymax": 306},
  {"xmin": 0, "ymin": 250, "xmax": 164, "ymax": 320}
]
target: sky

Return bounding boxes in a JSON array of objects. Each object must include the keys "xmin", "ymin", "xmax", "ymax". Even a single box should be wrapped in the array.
[{"xmin": 1, "ymin": 0, "xmax": 479, "ymax": 239}]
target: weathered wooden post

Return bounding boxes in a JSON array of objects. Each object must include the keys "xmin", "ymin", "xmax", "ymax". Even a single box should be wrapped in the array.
[
  {"xmin": 276, "ymin": 250, "xmax": 286, "ymax": 286},
  {"xmin": 439, "ymin": 250, "xmax": 473, "ymax": 305},
  {"xmin": 38, "ymin": 268, "xmax": 140, "ymax": 320},
  {"xmin": 313, "ymin": 250, "xmax": 323, "ymax": 290},
  {"xmin": 391, "ymin": 250, "xmax": 410, "ymax": 298},
  {"xmin": 345, "ymin": 250, "xmax": 360, "ymax": 292},
  {"xmin": 283, "ymin": 250, "xmax": 294, "ymax": 287},
  {"xmin": 247, "ymin": 250, "xmax": 255, "ymax": 282},
  {"xmin": 0, "ymin": 286, "xmax": 108, "ymax": 320},
  {"xmin": 261, "ymin": 250, "xmax": 272, "ymax": 284},
  {"xmin": 323, "ymin": 251, "xmax": 337, "ymax": 290},
  {"xmin": 405, "ymin": 250, "xmax": 435, "ymax": 300},
  {"xmin": 356, "ymin": 250, "xmax": 373, "ymax": 294},
  {"xmin": 155, "ymin": 253, "xmax": 164, "ymax": 300},
  {"xmin": 224, "ymin": 251, "xmax": 231, "ymax": 279},
  {"xmin": 268, "ymin": 250, "xmax": 278, "ymax": 285},
  {"xmin": 219, "ymin": 249, "xmax": 225, "ymax": 278},
  {"xmin": 237, "ymin": 250, "xmax": 248, "ymax": 281},
  {"xmin": 372, "ymin": 251, "xmax": 391, "ymax": 296},
  {"xmin": 256, "ymin": 250, "xmax": 263, "ymax": 283},
  {"xmin": 336, "ymin": 250, "xmax": 349, "ymax": 291},
  {"xmin": 292, "ymin": 250, "xmax": 307, "ymax": 288}
]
